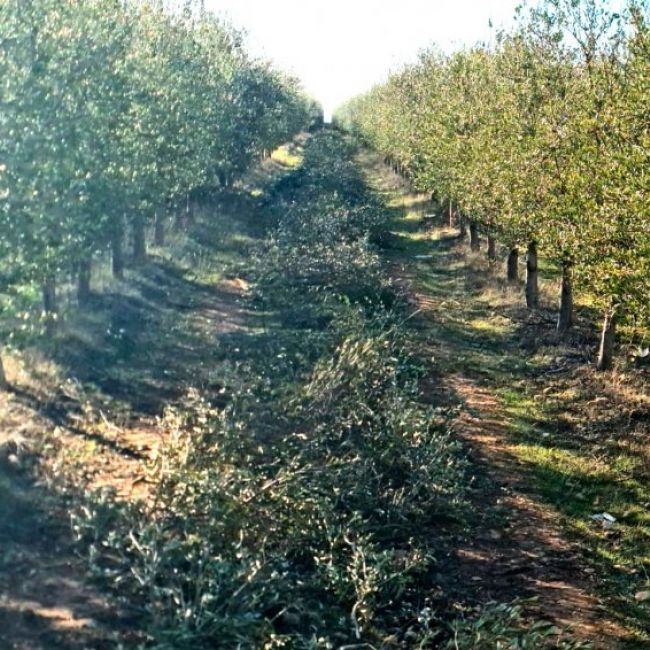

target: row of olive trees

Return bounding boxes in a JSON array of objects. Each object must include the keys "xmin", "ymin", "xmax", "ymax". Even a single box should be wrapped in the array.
[
  {"xmin": 0, "ymin": 0, "xmax": 319, "ymax": 387},
  {"xmin": 334, "ymin": 0, "xmax": 649, "ymax": 370}
]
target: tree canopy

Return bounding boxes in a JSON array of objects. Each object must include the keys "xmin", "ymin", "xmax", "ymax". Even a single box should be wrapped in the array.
[{"xmin": 335, "ymin": 0, "xmax": 650, "ymax": 369}]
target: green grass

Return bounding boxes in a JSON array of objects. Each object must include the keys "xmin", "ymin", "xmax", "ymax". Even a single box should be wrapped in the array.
[
  {"xmin": 362, "ymin": 152, "xmax": 650, "ymax": 646},
  {"xmin": 271, "ymin": 143, "xmax": 303, "ymax": 168},
  {"xmin": 508, "ymin": 401, "xmax": 650, "ymax": 643}
]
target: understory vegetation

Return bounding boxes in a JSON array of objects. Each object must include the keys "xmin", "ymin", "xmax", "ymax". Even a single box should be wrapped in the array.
[{"xmin": 66, "ymin": 132, "xmax": 584, "ymax": 649}]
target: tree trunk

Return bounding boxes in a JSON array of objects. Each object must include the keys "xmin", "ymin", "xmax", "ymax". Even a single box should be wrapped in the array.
[
  {"xmin": 132, "ymin": 214, "xmax": 146, "ymax": 264},
  {"xmin": 448, "ymin": 201, "xmax": 454, "ymax": 228},
  {"xmin": 112, "ymin": 218, "xmax": 125, "ymax": 280},
  {"xmin": 154, "ymin": 208, "xmax": 166, "ymax": 247},
  {"xmin": 469, "ymin": 221, "xmax": 480, "ymax": 251},
  {"xmin": 175, "ymin": 209, "xmax": 185, "ymax": 231},
  {"xmin": 42, "ymin": 276, "xmax": 58, "ymax": 335},
  {"xmin": 77, "ymin": 257, "xmax": 92, "ymax": 305},
  {"xmin": 0, "ymin": 352, "xmax": 7, "ymax": 390},
  {"xmin": 525, "ymin": 241, "xmax": 539, "ymax": 309},
  {"xmin": 458, "ymin": 214, "xmax": 468, "ymax": 239},
  {"xmin": 506, "ymin": 247, "xmax": 519, "ymax": 283},
  {"xmin": 596, "ymin": 307, "xmax": 617, "ymax": 371},
  {"xmin": 487, "ymin": 234, "xmax": 497, "ymax": 261},
  {"xmin": 557, "ymin": 260, "xmax": 574, "ymax": 335}
]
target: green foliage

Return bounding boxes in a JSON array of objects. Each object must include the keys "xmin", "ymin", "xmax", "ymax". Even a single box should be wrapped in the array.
[
  {"xmin": 334, "ymin": 0, "xmax": 650, "ymax": 352},
  {"xmin": 445, "ymin": 601, "xmax": 591, "ymax": 649},
  {"xmin": 257, "ymin": 132, "xmax": 391, "ymax": 311},
  {"xmin": 0, "ymin": 0, "xmax": 316, "ymax": 334}
]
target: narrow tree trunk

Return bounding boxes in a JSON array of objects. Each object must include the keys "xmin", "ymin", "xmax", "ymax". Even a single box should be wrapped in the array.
[
  {"xmin": 525, "ymin": 241, "xmax": 539, "ymax": 309},
  {"xmin": 154, "ymin": 208, "xmax": 166, "ymax": 247},
  {"xmin": 42, "ymin": 276, "xmax": 58, "ymax": 335},
  {"xmin": 487, "ymin": 234, "xmax": 497, "ymax": 261},
  {"xmin": 77, "ymin": 257, "xmax": 92, "ymax": 305},
  {"xmin": 112, "ymin": 218, "xmax": 125, "ymax": 280},
  {"xmin": 168, "ymin": 199, "xmax": 184, "ymax": 232},
  {"xmin": 557, "ymin": 260, "xmax": 574, "ymax": 335},
  {"xmin": 596, "ymin": 307, "xmax": 617, "ymax": 371},
  {"xmin": 469, "ymin": 221, "xmax": 480, "ymax": 251},
  {"xmin": 133, "ymin": 214, "xmax": 146, "ymax": 264},
  {"xmin": 448, "ymin": 201, "xmax": 454, "ymax": 228},
  {"xmin": 458, "ymin": 214, "xmax": 468, "ymax": 239},
  {"xmin": 506, "ymin": 247, "xmax": 519, "ymax": 283},
  {"xmin": 0, "ymin": 352, "xmax": 7, "ymax": 390},
  {"xmin": 175, "ymin": 209, "xmax": 185, "ymax": 231}
]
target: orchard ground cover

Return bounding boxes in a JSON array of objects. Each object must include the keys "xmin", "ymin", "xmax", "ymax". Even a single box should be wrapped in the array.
[
  {"xmin": 0, "ymin": 131, "xmax": 648, "ymax": 649},
  {"xmin": 363, "ymin": 147, "xmax": 650, "ymax": 648}
]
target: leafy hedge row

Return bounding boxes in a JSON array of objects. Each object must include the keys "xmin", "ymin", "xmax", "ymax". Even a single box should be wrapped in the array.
[
  {"xmin": 0, "ymin": 0, "xmax": 320, "ymax": 382},
  {"xmin": 335, "ymin": 0, "xmax": 650, "ymax": 370}
]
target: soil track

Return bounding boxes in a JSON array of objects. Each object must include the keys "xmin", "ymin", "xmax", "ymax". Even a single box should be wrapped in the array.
[
  {"xmin": 0, "ymin": 152, "xmax": 295, "ymax": 650},
  {"xmin": 366, "ymin": 151, "xmax": 633, "ymax": 648}
]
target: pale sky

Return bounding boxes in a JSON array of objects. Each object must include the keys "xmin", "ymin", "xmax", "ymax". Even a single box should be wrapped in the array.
[{"xmin": 205, "ymin": 0, "xmax": 521, "ymax": 119}]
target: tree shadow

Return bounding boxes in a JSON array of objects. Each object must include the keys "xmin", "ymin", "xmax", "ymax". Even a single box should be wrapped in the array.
[
  {"xmin": 33, "ymin": 196, "xmax": 270, "ymax": 418},
  {"xmin": 7, "ymin": 385, "xmax": 146, "ymax": 460},
  {"xmin": 0, "ymin": 463, "xmax": 134, "ymax": 649}
]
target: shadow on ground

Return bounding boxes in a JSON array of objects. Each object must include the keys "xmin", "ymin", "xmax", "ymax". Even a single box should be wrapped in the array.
[{"xmin": 365, "ymin": 149, "xmax": 648, "ymax": 646}]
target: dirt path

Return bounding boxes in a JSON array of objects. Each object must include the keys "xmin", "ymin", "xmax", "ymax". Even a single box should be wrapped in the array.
[
  {"xmin": 364, "ymin": 154, "xmax": 632, "ymax": 648},
  {"xmin": 0, "ymin": 257, "xmax": 255, "ymax": 650},
  {"xmin": 0, "ymin": 150, "xmax": 298, "ymax": 650}
]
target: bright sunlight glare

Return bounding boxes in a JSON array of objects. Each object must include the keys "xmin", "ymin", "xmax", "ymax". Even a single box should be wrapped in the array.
[{"xmin": 205, "ymin": 0, "xmax": 521, "ymax": 120}]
